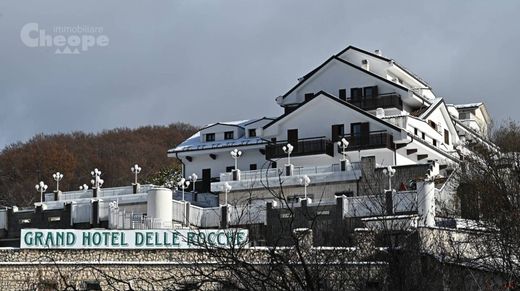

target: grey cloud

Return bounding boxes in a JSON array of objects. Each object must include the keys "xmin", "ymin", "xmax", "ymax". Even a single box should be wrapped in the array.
[{"xmin": 1, "ymin": 0, "xmax": 519, "ymax": 149}]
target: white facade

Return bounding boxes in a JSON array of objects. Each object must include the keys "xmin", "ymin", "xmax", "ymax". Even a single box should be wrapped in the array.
[{"xmin": 168, "ymin": 45, "xmax": 490, "ymax": 195}]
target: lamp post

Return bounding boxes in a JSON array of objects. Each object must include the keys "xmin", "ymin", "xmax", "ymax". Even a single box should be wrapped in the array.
[
  {"xmin": 190, "ymin": 173, "xmax": 198, "ymax": 192},
  {"xmin": 337, "ymin": 138, "xmax": 350, "ymax": 171},
  {"xmin": 382, "ymin": 165, "xmax": 396, "ymax": 191},
  {"xmin": 90, "ymin": 168, "xmax": 104, "ymax": 189},
  {"xmin": 52, "ymin": 172, "xmax": 63, "ymax": 192},
  {"xmin": 282, "ymin": 143, "xmax": 294, "ymax": 176},
  {"xmin": 230, "ymin": 149, "xmax": 242, "ymax": 170},
  {"xmin": 177, "ymin": 178, "xmax": 190, "ymax": 201},
  {"xmin": 35, "ymin": 181, "xmax": 48, "ymax": 203},
  {"xmin": 131, "ymin": 164, "xmax": 142, "ymax": 185},
  {"xmin": 79, "ymin": 184, "xmax": 89, "ymax": 191},
  {"xmin": 230, "ymin": 149, "xmax": 242, "ymax": 181},
  {"xmin": 299, "ymin": 175, "xmax": 311, "ymax": 200},
  {"xmin": 223, "ymin": 182, "xmax": 232, "ymax": 205}
]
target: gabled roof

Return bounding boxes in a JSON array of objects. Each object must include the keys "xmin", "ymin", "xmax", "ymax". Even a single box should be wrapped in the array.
[
  {"xmin": 264, "ymin": 90, "xmax": 403, "ymax": 133},
  {"xmin": 337, "ymin": 45, "xmax": 431, "ymax": 88},
  {"xmin": 198, "ymin": 120, "xmax": 250, "ymax": 131},
  {"xmin": 418, "ymin": 98, "xmax": 458, "ymax": 136},
  {"xmin": 419, "ymin": 98, "xmax": 444, "ymax": 119},
  {"xmin": 454, "ymin": 103, "xmax": 483, "ymax": 109},
  {"xmin": 243, "ymin": 117, "xmax": 275, "ymax": 127},
  {"xmin": 281, "ymin": 56, "xmax": 410, "ymax": 99}
]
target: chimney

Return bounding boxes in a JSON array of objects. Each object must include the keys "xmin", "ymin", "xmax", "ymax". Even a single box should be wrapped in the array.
[{"xmin": 374, "ymin": 49, "xmax": 382, "ymax": 56}]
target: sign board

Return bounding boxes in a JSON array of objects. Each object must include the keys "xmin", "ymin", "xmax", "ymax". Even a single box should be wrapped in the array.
[{"xmin": 21, "ymin": 229, "xmax": 248, "ymax": 249}]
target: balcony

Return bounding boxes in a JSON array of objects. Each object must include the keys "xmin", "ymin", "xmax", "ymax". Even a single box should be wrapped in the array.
[
  {"xmin": 348, "ymin": 93, "xmax": 403, "ymax": 111},
  {"xmin": 212, "ymin": 162, "xmax": 362, "ymax": 192},
  {"xmin": 265, "ymin": 137, "xmax": 334, "ymax": 160},
  {"xmin": 339, "ymin": 130, "xmax": 394, "ymax": 152}
]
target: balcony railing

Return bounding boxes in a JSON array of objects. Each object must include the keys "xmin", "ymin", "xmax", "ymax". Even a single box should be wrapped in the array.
[
  {"xmin": 348, "ymin": 93, "xmax": 403, "ymax": 111},
  {"xmin": 339, "ymin": 130, "xmax": 394, "ymax": 151},
  {"xmin": 265, "ymin": 137, "xmax": 334, "ymax": 160}
]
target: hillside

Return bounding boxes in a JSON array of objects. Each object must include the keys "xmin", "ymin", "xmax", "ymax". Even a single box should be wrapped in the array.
[{"xmin": 0, "ymin": 123, "xmax": 197, "ymax": 206}]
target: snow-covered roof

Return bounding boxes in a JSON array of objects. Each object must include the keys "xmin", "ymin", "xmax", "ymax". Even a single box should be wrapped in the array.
[
  {"xmin": 169, "ymin": 118, "xmax": 271, "ymax": 153},
  {"xmin": 454, "ymin": 103, "xmax": 483, "ymax": 109}
]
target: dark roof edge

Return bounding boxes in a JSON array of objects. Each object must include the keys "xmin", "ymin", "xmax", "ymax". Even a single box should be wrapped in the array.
[
  {"xmin": 198, "ymin": 122, "xmax": 244, "ymax": 132},
  {"xmin": 264, "ymin": 90, "xmax": 403, "ymax": 133},
  {"xmin": 338, "ymin": 46, "xmax": 430, "ymax": 88}
]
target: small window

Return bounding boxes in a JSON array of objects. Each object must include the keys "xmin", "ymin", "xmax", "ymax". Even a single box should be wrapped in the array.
[
  {"xmin": 459, "ymin": 112, "xmax": 470, "ymax": 120},
  {"xmin": 363, "ymin": 86, "xmax": 378, "ymax": 97},
  {"xmin": 414, "ymin": 128, "xmax": 418, "ymax": 136},
  {"xmin": 205, "ymin": 133, "xmax": 215, "ymax": 142},
  {"xmin": 249, "ymin": 164, "xmax": 257, "ymax": 171},
  {"xmin": 338, "ymin": 89, "xmax": 347, "ymax": 101},
  {"xmin": 433, "ymin": 140, "xmax": 437, "ymax": 146},
  {"xmin": 271, "ymin": 161, "xmax": 277, "ymax": 168},
  {"xmin": 444, "ymin": 129, "xmax": 450, "ymax": 145},
  {"xmin": 248, "ymin": 129, "xmax": 256, "ymax": 137},
  {"xmin": 271, "ymin": 137, "xmax": 277, "ymax": 143},
  {"xmin": 224, "ymin": 131, "xmax": 234, "ymax": 140},
  {"xmin": 350, "ymin": 88, "xmax": 363, "ymax": 100},
  {"xmin": 226, "ymin": 166, "xmax": 234, "ymax": 173},
  {"xmin": 48, "ymin": 216, "xmax": 61, "ymax": 222},
  {"xmin": 422, "ymin": 132, "xmax": 426, "ymax": 140},
  {"xmin": 19, "ymin": 219, "xmax": 31, "ymax": 224},
  {"xmin": 428, "ymin": 120, "xmax": 437, "ymax": 130}
]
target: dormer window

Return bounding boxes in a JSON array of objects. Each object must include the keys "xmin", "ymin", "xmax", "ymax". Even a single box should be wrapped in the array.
[
  {"xmin": 224, "ymin": 131, "xmax": 234, "ymax": 140},
  {"xmin": 205, "ymin": 133, "xmax": 215, "ymax": 142},
  {"xmin": 248, "ymin": 129, "xmax": 256, "ymax": 137}
]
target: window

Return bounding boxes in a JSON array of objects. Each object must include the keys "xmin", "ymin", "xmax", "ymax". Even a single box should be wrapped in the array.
[
  {"xmin": 19, "ymin": 219, "xmax": 31, "ymax": 224},
  {"xmin": 331, "ymin": 124, "xmax": 345, "ymax": 142},
  {"xmin": 422, "ymin": 132, "xmax": 426, "ymax": 140},
  {"xmin": 339, "ymin": 89, "xmax": 347, "ymax": 101},
  {"xmin": 433, "ymin": 140, "xmax": 437, "ymax": 146},
  {"xmin": 414, "ymin": 128, "xmax": 418, "ymax": 136},
  {"xmin": 350, "ymin": 88, "xmax": 363, "ymax": 100},
  {"xmin": 428, "ymin": 120, "xmax": 437, "ymax": 130},
  {"xmin": 444, "ymin": 129, "xmax": 450, "ymax": 145},
  {"xmin": 224, "ymin": 131, "xmax": 234, "ymax": 140},
  {"xmin": 271, "ymin": 161, "xmax": 277, "ymax": 168},
  {"xmin": 363, "ymin": 86, "xmax": 378, "ymax": 97},
  {"xmin": 248, "ymin": 129, "xmax": 256, "ymax": 137},
  {"xmin": 249, "ymin": 164, "xmax": 257, "ymax": 171},
  {"xmin": 48, "ymin": 216, "xmax": 61, "ymax": 222},
  {"xmin": 459, "ymin": 112, "xmax": 470, "ymax": 120},
  {"xmin": 205, "ymin": 133, "xmax": 215, "ymax": 142}
]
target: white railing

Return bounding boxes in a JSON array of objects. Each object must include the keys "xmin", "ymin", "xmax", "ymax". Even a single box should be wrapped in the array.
[
  {"xmin": 56, "ymin": 184, "xmax": 155, "ymax": 201},
  {"xmin": 0, "ymin": 209, "xmax": 7, "ymax": 230},
  {"xmin": 72, "ymin": 201, "xmax": 91, "ymax": 224},
  {"xmin": 172, "ymin": 200, "xmax": 187, "ymax": 224},
  {"xmin": 393, "ymin": 191, "xmax": 417, "ymax": 213},
  {"xmin": 220, "ymin": 163, "xmax": 359, "ymax": 182},
  {"xmin": 200, "ymin": 207, "xmax": 221, "ymax": 228},
  {"xmin": 189, "ymin": 205, "xmax": 204, "ymax": 227},
  {"xmin": 229, "ymin": 205, "xmax": 266, "ymax": 225},
  {"xmin": 343, "ymin": 191, "xmax": 418, "ymax": 218},
  {"xmin": 213, "ymin": 163, "xmax": 362, "ymax": 192}
]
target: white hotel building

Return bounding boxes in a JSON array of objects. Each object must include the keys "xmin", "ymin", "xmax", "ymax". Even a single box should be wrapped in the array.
[{"xmin": 168, "ymin": 46, "xmax": 491, "ymax": 204}]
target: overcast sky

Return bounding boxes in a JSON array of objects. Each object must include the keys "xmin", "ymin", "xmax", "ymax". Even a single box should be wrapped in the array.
[{"xmin": 1, "ymin": 0, "xmax": 519, "ymax": 150}]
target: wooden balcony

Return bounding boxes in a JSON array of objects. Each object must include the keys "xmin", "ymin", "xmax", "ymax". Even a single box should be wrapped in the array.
[{"xmin": 265, "ymin": 137, "xmax": 334, "ymax": 160}]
